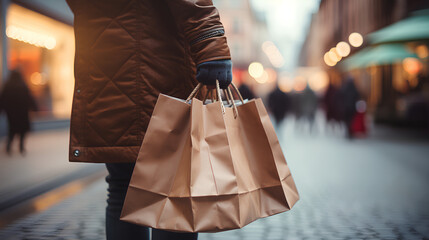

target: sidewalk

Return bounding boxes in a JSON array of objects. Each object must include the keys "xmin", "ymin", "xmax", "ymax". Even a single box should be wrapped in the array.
[
  {"xmin": 1, "ymin": 118, "xmax": 429, "ymax": 239},
  {"xmin": 0, "ymin": 129, "xmax": 105, "ymax": 212}
]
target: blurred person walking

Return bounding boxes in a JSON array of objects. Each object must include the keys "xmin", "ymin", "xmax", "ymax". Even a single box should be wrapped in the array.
[
  {"xmin": 0, "ymin": 69, "xmax": 37, "ymax": 155},
  {"xmin": 340, "ymin": 76, "xmax": 360, "ymax": 138},
  {"xmin": 323, "ymin": 83, "xmax": 343, "ymax": 132},
  {"xmin": 238, "ymin": 82, "xmax": 256, "ymax": 100},
  {"xmin": 66, "ymin": 0, "xmax": 231, "ymax": 239},
  {"xmin": 323, "ymin": 83, "xmax": 338, "ymax": 122},
  {"xmin": 295, "ymin": 86, "xmax": 318, "ymax": 133},
  {"xmin": 268, "ymin": 85, "xmax": 290, "ymax": 127}
]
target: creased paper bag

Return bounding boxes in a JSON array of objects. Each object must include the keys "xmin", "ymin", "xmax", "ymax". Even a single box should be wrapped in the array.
[{"xmin": 120, "ymin": 89, "xmax": 299, "ymax": 233}]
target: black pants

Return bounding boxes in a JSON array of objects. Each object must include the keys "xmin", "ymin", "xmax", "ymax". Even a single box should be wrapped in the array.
[
  {"xmin": 105, "ymin": 163, "xmax": 198, "ymax": 240},
  {"xmin": 6, "ymin": 130, "xmax": 26, "ymax": 153}
]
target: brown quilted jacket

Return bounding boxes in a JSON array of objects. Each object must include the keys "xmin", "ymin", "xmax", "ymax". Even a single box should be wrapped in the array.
[{"xmin": 66, "ymin": 0, "xmax": 231, "ymax": 163}]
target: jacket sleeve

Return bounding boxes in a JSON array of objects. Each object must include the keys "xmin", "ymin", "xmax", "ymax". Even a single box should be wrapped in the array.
[{"xmin": 165, "ymin": 0, "xmax": 231, "ymax": 65}]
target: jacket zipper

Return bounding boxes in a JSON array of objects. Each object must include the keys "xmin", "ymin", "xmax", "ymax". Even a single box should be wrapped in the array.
[{"xmin": 189, "ymin": 28, "xmax": 225, "ymax": 46}]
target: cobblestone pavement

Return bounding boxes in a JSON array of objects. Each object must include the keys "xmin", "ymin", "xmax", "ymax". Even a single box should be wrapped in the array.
[{"xmin": 1, "ymin": 119, "xmax": 429, "ymax": 240}]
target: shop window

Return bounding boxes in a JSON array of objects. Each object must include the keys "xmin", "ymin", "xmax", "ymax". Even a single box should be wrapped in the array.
[{"xmin": 6, "ymin": 4, "xmax": 75, "ymax": 119}]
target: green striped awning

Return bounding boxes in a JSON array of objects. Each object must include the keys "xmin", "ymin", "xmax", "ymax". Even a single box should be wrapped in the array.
[
  {"xmin": 368, "ymin": 9, "xmax": 429, "ymax": 44},
  {"xmin": 341, "ymin": 44, "xmax": 418, "ymax": 70}
]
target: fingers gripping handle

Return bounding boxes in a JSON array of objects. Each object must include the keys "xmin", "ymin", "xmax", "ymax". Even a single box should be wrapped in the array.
[{"xmin": 185, "ymin": 81, "xmax": 240, "ymax": 118}]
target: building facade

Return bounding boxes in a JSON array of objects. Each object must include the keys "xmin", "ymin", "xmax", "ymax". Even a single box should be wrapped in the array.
[
  {"xmin": 0, "ymin": 0, "xmax": 75, "ymax": 136},
  {"xmin": 300, "ymin": 0, "xmax": 429, "ymax": 125},
  {"xmin": 213, "ymin": 0, "xmax": 270, "ymax": 69},
  {"xmin": 213, "ymin": 0, "xmax": 276, "ymax": 97},
  {"xmin": 301, "ymin": 0, "xmax": 427, "ymax": 68}
]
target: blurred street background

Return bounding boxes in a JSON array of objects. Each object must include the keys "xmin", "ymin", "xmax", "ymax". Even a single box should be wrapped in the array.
[{"xmin": 1, "ymin": 0, "xmax": 429, "ymax": 239}]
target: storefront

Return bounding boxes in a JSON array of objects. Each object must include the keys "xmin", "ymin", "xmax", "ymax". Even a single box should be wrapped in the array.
[
  {"xmin": 341, "ymin": 9, "xmax": 429, "ymax": 126},
  {"xmin": 1, "ymin": 2, "xmax": 75, "ymax": 119}
]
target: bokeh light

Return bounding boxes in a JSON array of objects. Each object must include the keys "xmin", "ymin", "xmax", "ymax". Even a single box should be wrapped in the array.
[
  {"xmin": 293, "ymin": 76, "xmax": 307, "ymax": 92},
  {"xmin": 248, "ymin": 62, "xmax": 264, "ymax": 78},
  {"xmin": 308, "ymin": 71, "xmax": 329, "ymax": 92},
  {"xmin": 356, "ymin": 100, "xmax": 367, "ymax": 113},
  {"xmin": 324, "ymin": 52, "xmax": 337, "ymax": 66},
  {"xmin": 328, "ymin": 48, "xmax": 342, "ymax": 62},
  {"xmin": 254, "ymin": 70, "xmax": 269, "ymax": 84},
  {"xmin": 349, "ymin": 32, "xmax": 363, "ymax": 47},
  {"xmin": 278, "ymin": 75, "xmax": 293, "ymax": 93},
  {"xmin": 416, "ymin": 45, "xmax": 428, "ymax": 59},
  {"xmin": 402, "ymin": 57, "xmax": 422, "ymax": 75},
  {"xmin": 30, "ymin": 72, "xmax": 48, "ymax": 85},
  {"xmin": 336, "ymin": 41, "xmax": 351, "ymax": 57},
  {"xmin": 262, "ymin": 41, "xmax": 285, "ymax": 68},
  {"xmin": 265, "ymin": 68, "xmax": 277, "ymax": 83}
]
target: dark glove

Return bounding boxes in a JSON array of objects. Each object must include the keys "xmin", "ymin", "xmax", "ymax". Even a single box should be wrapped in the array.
[{"xmin": 196, "ymin": 59, "xmax": 232, "ymax": 89}]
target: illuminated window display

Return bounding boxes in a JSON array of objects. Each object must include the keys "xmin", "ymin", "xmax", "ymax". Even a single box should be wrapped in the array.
[{"xmin": 6, "ymin": 4, "xmax": 75, "ymax": 118}]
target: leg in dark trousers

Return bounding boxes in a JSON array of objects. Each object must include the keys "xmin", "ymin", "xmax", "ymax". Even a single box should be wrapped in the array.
[
  {"xmin": 105, "ymin": 163, "xmax": 149, "ymax": 240},
  {"xmin": 152, "ymin": 228, "xmax": 198, "ymax": 240},
  {"xmin": 6, "ymin": 130, "xmax": 15, "ymax": 154},
  {"xmin": 19, "ymin": 132, "xmax": 26, "ymax": 154},
  {"xmin": 105, "ymin": 163, "xmax": 198, "ymax": 240}
]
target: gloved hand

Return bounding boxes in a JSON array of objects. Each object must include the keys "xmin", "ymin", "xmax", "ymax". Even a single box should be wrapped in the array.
[{"xmin": 196, "ymin": 59, "xmax": 232, "ymax": 89}]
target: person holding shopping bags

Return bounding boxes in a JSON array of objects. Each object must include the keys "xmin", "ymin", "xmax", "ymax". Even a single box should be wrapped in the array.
[{"xmin": 66, "ymin": 0, "xmax": 232, "ymax": 239}]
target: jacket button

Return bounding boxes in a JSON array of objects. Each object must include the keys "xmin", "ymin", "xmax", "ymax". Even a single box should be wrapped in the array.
[{"xmin": 73, "ymin": 149, "xmax": 80, "ymax": 157}]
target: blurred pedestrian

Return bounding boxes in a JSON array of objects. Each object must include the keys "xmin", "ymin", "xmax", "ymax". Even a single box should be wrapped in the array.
[
  {"xmin": 340, "ymin": 76, "xmax": 360, "ymax": 138},
  {"xmin": 238, "ymin": 82, "xmax": 256, "ymax": 100},
  {"xmin": 268, "ymin": 85, "xmax": 290, "ymax": 127},
  {"xmin": 66, "ymin": 1, "xmax": 231, "ymax": 240},
  {"xmin": 323, "ymin": 83, "xmax": 343, "ymax": 131},
  {"xmin": 295, "ymin": 86, "xmax": 318, "ymax": 133},
  {"xmin": 0, "ymin": 69, "xmax": 37, "ymax": 155}
]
